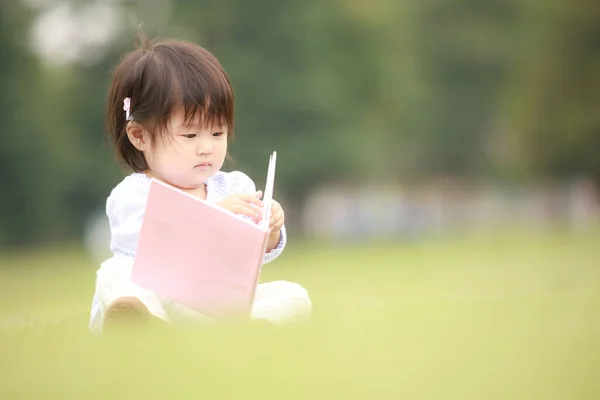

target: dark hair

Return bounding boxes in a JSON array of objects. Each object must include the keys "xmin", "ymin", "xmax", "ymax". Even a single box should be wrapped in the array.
[{"xmin": 106, "ymin": 34, "xmax": 235, "ymax": 172}]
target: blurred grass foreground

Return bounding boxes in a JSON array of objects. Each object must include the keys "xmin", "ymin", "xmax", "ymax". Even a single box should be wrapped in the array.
[{"xmin": 1, "ymin": 226, "xmax": 599, "ymax": 399}]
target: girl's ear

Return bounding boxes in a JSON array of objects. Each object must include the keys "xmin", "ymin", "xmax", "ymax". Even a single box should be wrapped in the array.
[{"xmin": 126, "ymin": 121, "xmax": 149, "ymax": 151}]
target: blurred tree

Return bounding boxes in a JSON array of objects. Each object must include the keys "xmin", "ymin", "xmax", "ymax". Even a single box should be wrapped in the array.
[
  {"xmin": 0, "ymin": 2, "xmax": 44, "ymax": 246},
  {"xmin": 0, "ymin": 1, "xmax": 121, "ymax": 247},
  {"xmin": 503, "ymin": 0, "xmax": 600, "ymax": 186},
  {"xmin": 406, "ymin": 0, "xmax": 521, "ymax": 179},
  {"xmin": 0, "ymin": 0, "xmax": 598, "ymax": 248}
]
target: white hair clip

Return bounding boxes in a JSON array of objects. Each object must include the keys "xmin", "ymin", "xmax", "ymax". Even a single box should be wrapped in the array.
[{"xmin": 123, "ymin": 97, "xmax": 132, "ymax": 121}]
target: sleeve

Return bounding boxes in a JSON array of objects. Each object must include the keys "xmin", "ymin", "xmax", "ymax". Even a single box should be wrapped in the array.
[
  {"xmin": 230, "ymin": 171, "xmax": 287, "ymax": 265},
  {"xmin": 263, "ymin": 224, "xmax": 287, "ymax": 264},
  {"xmin": 106, "ymin": 175, "xmax": 151, "ymax": 258}
]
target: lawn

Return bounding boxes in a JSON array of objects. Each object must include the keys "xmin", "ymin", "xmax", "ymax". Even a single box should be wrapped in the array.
[{"xmin": 0, "ymin": 226, "xmax": 599, "ymax": 399}]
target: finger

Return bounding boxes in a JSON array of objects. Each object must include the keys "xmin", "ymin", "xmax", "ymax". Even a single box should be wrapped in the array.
[
  {"xmin": 249, "ymin": 203, "xmax": 263, "ymax": 213},
  {"xmin": 233, "ymin": 204, "xmax": 262, "ymax": 219},
  {"xmin": 269, "ymin": 209, "xmax": 281, "ymax": 223},
  {"xmin": 271, "ymin": 208, "xmax": 283, "ymax": 223},
  {"xmin": 269, "ymin": 211, "xmax": 277, "ymax": 226},
  {"xmin": 233, "ymin": 195, "xmax": 263, "ymax": 211},
  {"xmin": 255, "ymin": 190, "xmax": 263, "ymax": 199},
  {"xmin": 270, "ymin": 213, "xmax": 284, "ymax": 228},
  {"xmin": 237, "ymin": 193, "xmax": 263, "ymax": 207},
  {"xmin": 269, "ymin": 201, "xmax": 281, "ymax": 213}
]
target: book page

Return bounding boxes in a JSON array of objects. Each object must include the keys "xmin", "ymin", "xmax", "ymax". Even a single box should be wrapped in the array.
[{"xmin": 260, "ymin": 151, "xmax": 276, "ymax": 230}]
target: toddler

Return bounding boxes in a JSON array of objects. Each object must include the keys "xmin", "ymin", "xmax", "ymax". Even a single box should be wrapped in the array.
[{"xmin": 88, "ymin": 36, "xmax": 312, "ymax": 333}]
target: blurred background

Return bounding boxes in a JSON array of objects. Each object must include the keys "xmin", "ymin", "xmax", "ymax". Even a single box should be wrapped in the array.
[
  {"xmin": 1, "ymin": 1, "xmax": 600, "ymax": 398},
  {"xmin": 1, "ymin": 0, "xmax": 599, "ymax": 253}
]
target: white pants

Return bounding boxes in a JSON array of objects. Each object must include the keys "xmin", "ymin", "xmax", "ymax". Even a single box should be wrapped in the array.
[{"xmin": 89, "ymin": 256, "xmax": 312, "ymax": 332}]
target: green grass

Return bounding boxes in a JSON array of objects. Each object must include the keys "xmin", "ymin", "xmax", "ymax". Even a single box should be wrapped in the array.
[{"xmin": 1, "ymin": 227, "xmax": 600, "ymax": 399}]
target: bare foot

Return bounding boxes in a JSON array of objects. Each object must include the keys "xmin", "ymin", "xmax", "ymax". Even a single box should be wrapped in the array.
[{"xmin": 102, "ymin": 296, "xmax": 154, "ymax": 331}]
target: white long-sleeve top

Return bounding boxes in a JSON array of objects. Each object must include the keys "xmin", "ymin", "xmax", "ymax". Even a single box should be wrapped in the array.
[{"xmin": 105, "ymin": 171, "xmax": 286, "ymax": 262}]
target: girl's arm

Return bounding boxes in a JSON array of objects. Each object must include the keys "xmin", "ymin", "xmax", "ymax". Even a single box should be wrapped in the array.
[
  {"xmin": 105, "ymin": 174, "xmax": 151, "ymax": 258},
  {"xmin": 264, "ymin": 224, "xmax": 287, "ymax": 264},
  {"xmin": 266, "ymin": 229, "xmax": 281, "ymax": 253}
]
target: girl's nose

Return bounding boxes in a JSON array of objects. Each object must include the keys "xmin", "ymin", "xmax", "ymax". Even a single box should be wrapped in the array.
[{"xmin": 196, "ymin": 139, "xmax": 213, "ymax": 155}]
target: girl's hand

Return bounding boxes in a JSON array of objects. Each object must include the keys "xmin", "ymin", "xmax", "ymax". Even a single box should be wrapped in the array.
[
  {"xmin": 269, "ymin": 200, "xmax": 285, "ymax": 235},
  {"xmin": 217, "ymin": 191, "xmax": 263, "ymax": 223},
  {"xmin": 266, "ymin": 200, "xmax": 285, "ymax": 252}
]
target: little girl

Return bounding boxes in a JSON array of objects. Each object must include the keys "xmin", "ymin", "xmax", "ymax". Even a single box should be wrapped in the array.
[{"xmin": 88, "ymin": 36, "xmax": 312, "ymax": 333}]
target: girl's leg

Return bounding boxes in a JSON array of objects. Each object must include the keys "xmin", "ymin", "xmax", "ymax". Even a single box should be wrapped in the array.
[
  {"xmin": 156, "ymin": 281, "xmax": 312, "ymax": 327},
  {"xmin": 251, "ymin": 281, "xmax": 312, "ymax": 324},
  {"xmin": 162, "ymin": 300, "xmax": 215, "ymax": 326},
  {"xmin": 99, "ymin": 283, "xmax": 170, "ymax": 330},
  {"xmin": 92, "ymin": 259, "xmax": 170, "ymax": 332},
  {"xmin": 92, "ymin": 260, "xmax": 311, "ymax": 330}
]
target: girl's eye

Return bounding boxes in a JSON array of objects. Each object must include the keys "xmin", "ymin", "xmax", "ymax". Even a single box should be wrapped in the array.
[
  {"xmin": 213, "ymin": 132, "xmax": 224, "ymax": 137},
  {"xmin": 183, "ymin": 134, "xmax": 196, "ymax": 139}
]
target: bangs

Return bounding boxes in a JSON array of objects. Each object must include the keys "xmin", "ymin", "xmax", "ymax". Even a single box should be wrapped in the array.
[
  {"xmin": 175, "ymin": 46, "xmax": 234, "ymax": 132},
  {"xmin": 133, "ymin": 40, "xmax": 234, "ymax": 138},
  {"xmin": 178, "ymin": 78, "xmax": 233, "ymax": 132}
]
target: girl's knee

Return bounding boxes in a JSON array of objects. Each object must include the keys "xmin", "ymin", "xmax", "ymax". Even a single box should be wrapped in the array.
[
  {"xmin": 262, "ymin": 281, "xmax": 312, "ymax": 315},
  {"xmin": 284, "ymin": 281, "xmax": 311, "ymax": 303},
  {"xmin": 259, "ymin": 280, "xmax": 310, "ymax": 300}
]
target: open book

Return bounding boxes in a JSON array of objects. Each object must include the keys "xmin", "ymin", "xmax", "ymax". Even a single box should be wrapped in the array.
[{"xmin": 130, "ymin": 151, "xmax": 277, "ymax": 320}]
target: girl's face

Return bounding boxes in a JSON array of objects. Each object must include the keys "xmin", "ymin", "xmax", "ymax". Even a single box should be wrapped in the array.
[{"xmin": 138, "ymin": 108, "xmax": 228, "ymax": 190}]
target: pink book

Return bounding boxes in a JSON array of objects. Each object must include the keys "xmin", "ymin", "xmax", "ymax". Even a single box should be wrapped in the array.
[{"xmin": 130, "ymin": 152, "xmax": 277, "ymax": 321}]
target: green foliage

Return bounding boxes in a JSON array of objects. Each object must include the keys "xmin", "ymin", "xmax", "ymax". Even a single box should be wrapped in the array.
[
  {"xmin": 503, "ymin": 0, "xmax": 600, "ymax": 182},
  {"xmin": 0, "ymin": 0, "xmax": 598, "ymax": 246}
]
